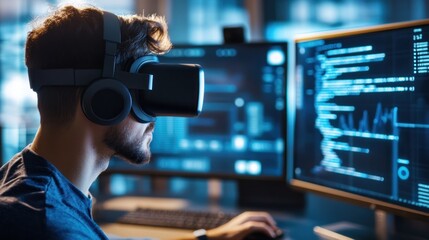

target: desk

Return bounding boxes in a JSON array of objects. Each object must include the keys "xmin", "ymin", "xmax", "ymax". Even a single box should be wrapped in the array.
[
  {"xmin": 95, "ymin": 196, "xmax": 193, "ymax": 239},
  {"xmin": 101, "ymin": 223, "xmax": 191, "ymax": 239},
  {"xmin": 93, "ymin": 194, "xmax": 429, "ymax": 240},
  {"xmin": 93, "ymin": 195, "xmax": 319, "ymax": 240}
]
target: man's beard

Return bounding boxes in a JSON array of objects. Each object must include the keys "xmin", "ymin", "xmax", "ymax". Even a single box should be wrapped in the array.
[{"xmin": 103, "ymin": 122, "xmax": 154, "ymax": 164}]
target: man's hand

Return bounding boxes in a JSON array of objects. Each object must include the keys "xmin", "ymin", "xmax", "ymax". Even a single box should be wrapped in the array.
[{"xmin": 205, "ymin": 211, "xmax": 281, "ymax": 240}]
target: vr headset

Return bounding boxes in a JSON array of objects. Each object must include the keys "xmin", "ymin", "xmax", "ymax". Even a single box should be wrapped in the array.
[{"xmin": 27, "ymin": 11, "xmax": 204, "ymax": 125}]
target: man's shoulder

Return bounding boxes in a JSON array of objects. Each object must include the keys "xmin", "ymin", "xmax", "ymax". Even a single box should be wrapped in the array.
[
  {"xmin": 0, "ymin": 149, "xmax": 53, "ymax": 192},
  {"xmin": 0, "ymin": 149, "xmax": 54, "ymax": 212}
]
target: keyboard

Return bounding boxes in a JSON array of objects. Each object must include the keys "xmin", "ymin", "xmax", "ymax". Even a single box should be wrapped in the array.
[{"xmin": 117, "ymin": 207, "xmax": 238, "ymax": 230}]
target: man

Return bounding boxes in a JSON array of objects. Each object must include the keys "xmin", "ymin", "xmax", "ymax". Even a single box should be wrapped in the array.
[{"xmin": 0, "ymin": 4, "xmax": 282, "ymax": 240}]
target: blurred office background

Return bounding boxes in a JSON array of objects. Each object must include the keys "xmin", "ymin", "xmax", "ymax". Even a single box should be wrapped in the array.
[{"xmin": 1, "ymin": 0, "xmax": 429, "ymax": 205}]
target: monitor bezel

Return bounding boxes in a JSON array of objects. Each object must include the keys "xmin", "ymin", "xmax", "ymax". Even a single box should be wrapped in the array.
[
  {"xmin": 290, "ymin": 19, "xmax": 429, "ymax": 221},
  {"xmin": 106, "ymin": 41, "xmax": 289, "ymax": 181}
]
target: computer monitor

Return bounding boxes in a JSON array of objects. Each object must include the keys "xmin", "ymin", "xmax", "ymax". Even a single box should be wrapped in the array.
[
  {"xmin": 106, "ymin": 42, "xmax": 305, "ymax": 208},
  {"xmin": 109, "ymin": 42, "xmax": 287, "ymax": 179},
  {"xmin": 291, "ymin": 18, "xmax": 429, "ymax": 224}
]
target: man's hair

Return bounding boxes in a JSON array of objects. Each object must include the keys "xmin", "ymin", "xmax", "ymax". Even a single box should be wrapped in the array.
[{"xmin": 25, "ymin": 5, "xmax": 172, "ymax": 126}]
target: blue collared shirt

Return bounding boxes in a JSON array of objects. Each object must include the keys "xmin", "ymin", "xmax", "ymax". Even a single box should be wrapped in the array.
[{"xmin": 0, "ymin": 147, "xmax": 108, "ymax": 239}]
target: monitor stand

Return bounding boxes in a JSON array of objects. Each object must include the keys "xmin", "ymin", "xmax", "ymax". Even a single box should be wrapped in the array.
[
  {"xmin": 374, "ymin": 210, "xmax": 394, "ymax": 240},
  {"xmin": 236, "ymin": 179, "xmax": 306, "ymax": 211},
  {"xmin": 314, "ymin": 209, "xmax": 429, "ymax": 240}
]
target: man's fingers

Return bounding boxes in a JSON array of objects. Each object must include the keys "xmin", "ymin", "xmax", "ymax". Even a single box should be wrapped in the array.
[
  {"xmin": 241, "ymin": 221, "xmax": 277, "ymax": 238},
  {"xmin": 236, "ymin": 211, "xmax": 277, "ymax": 228}
]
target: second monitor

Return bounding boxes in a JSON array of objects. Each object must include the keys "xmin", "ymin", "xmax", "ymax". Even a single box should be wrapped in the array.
[{"xmin": 291, "ymin": 19, "xmax": 429, "ymax": 223}]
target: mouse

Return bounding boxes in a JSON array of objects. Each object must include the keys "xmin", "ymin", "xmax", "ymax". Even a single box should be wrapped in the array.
[{"xmin": 243, "ymin": 228, "xmax": 284, "ymax": 240}]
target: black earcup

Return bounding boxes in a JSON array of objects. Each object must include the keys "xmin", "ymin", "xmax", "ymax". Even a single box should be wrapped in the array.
[{"xmin": 82, "ymin": 79, "xmax": 132, "ymax": 125}]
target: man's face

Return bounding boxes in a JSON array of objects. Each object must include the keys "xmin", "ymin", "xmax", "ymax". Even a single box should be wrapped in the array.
[{"xmin": 103, "ymin": 117, "xmax": 155, "ymax": 164}]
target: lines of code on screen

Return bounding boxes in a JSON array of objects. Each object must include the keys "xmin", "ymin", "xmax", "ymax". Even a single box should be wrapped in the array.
[{"xmin": 294, "ymin": 24, "xmax": 429, "ymax": 212}]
